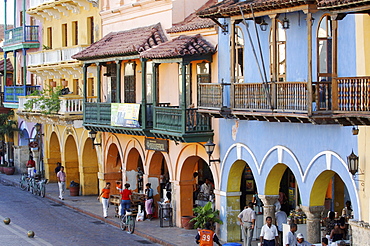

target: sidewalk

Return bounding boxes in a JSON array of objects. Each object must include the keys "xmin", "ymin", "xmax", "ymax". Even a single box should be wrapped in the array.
[{"xmin": 0, "ymin": 173, "xmax": 258, "ymax": 246}]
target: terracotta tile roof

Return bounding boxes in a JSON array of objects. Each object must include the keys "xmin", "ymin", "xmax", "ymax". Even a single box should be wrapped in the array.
[
  {"xmin": 197, "ymin": 0, "xmax": 314, "ymax": 18},
  {"xmin": 140, "ymin": 34, "xmax": 215, "ymax": 59},
  {"xmin": 0, "ymin": 59, "xmax": 13, "ymax": 71},
  {"xmin": 72, "ymin": 23, "xmax": 167, "ymax": 61},
  {"xmin": 167, "ymin": 0, "xmax": 217, "ymax": 33},
  {"xmin": 317, "ymin": 0, "xmax": 370, "ymax": 8}
]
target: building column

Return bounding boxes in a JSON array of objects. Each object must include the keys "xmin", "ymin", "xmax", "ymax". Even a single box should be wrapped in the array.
[
  {"xmin": 259, "ymin": 195, "xmax": 279, "ymax": 223},
  {"xmin": 31, "ymin": 148, "xmax": 40, "ymax": 174},
  {"xmin": 301, "ymin": 205, "xmax": 325, "ymax": 244}
]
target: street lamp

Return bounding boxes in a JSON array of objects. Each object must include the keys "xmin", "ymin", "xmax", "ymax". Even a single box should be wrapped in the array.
[
  {"xmin": 88, "ymin": 130, "xmax": 101, "ymax": 149},
  {"xmin": 347, "ymin": 150, "xmax": 359, "ymax": 176},
  {"xmin": 260, "ymin": 19, "xmax": 268, "ymax": 32},
  {"xmin": 204, "ymin": 139, "xmax": 220, "ymax": 166}
]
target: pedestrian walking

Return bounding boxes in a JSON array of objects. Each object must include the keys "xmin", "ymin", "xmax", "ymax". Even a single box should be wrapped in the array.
[
  {"xmin": 195, "ymin": 222, "xmax": 222, "ymax": 246},
  {"xmin": 283, "ymin": 223, "xmax": 297, "ymax": 246},
  {"xmin": 55, "ymin": 162, "xmax": 61, "ymax": 176},
  {"xmin": 238, "ymin": 202, "xmax": 256, "ymax": 246},
  {"xmin": 145, "ymin": 183, "xmax": 154, "ymax": 221},
  {"xmin": 260, "ymin": 216, "xmax": 279, "ymax": 246},
  {"xmin": 26, "ymin": 156, "xmax": 36, "ymax": 178},
  {"xmin": 120, "ymin": 183, "xmax": 132, "ymax": 217},
  {"xmin": 57, "ymin": 166, "xmax": 66, "ymax": 200},
  {"xmin": 98, "ymin": 182, "xmax": 111, "ymax": 218},
  {"xmin": 275, "ymin": 202, "xmax": 287, "ymax": 245}
]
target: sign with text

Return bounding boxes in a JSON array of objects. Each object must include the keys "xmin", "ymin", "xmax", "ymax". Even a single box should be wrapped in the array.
[
  {"xmin": 145, "ymin": 138, "xmax": 168, "ymax": 152},
  {"xmin": 111, "ymin": 103, "xmax": 141, "ymax": 128}
]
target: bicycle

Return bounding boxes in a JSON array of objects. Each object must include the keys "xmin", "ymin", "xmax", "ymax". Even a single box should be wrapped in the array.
[
  {"xmin": 37, "ymin": 179, "xmax": 48, "ymax": 197},
  {"xmin": 120, "ymin": 210, "xmax": 135, "ymax": 234},
  {"xmin": 19, "ymin": 174, "xmax": 29, "ymax": 191}
]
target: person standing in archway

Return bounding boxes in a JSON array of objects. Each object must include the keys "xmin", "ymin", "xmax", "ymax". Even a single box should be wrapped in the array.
[{"xmin": 145, "ymin": 183, "xmax": 154, "ymax": 221}]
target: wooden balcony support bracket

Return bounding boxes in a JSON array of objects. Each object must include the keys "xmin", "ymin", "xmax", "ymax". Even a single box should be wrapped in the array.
[{"xmin": 53, "ymin": 5, "xmax": 69, "ymax": 17}]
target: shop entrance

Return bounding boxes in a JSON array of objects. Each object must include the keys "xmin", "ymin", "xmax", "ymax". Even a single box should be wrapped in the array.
[
  {"xmin": 180, "ymin": 156, "xmax": 214, "ymax": 217},
  {"xmin": 148, "ymin": 151, "xmax": 169, "ymax": 201},
  {"xmin": 279, "ymin": 168, "xmax": 300, "ymax": 216},
  {"xmin": 125, "ymin": 148, "xmax": 143, "ymax": 192}
]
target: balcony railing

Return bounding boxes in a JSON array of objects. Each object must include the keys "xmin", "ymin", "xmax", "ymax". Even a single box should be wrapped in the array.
[
  {"xmin": 153, "ymin": 106, "xmax": 212, "ymax": 133},
  {"xmin": 19, "ymin": 95, "xmax": 95, "ymax": 115},
  {"xmin": 4, "ymin": 85, "xmax": 40, "ymax": 103},
  {"xmin": 28, "ymin": 46, "xmax": 87, "ymax": 66},
  {"xmin": 198, "ymin": 83, "xmax": 224, "ymax": 109},
  {"xmin": 4, "ymin": 26, "xmax": 39, "ymax": 46},
  {"xmin": 29, "ymin": 0, "xmax": 54, "ymax": 9},
  {"xmin": 232, "ymin": 83, "xmax": 272, "ymax": 111},
  {"xmin": 335, "ymin": 77, "xmax": 370, "ymax": 112}
]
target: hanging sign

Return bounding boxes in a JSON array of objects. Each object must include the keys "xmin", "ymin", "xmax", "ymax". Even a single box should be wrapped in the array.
[
  {"xmin": 145, "ymin": 138, "xmax": 168, "ymax": 152},
  {"xmin": 29, "ymin": 141, "xmax": 38, "ymax": 148}
]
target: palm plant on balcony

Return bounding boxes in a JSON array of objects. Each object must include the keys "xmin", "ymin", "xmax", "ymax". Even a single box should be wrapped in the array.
[{"xmin": 24, "ymin": 87, "xmax": 62, "ymax": 115}]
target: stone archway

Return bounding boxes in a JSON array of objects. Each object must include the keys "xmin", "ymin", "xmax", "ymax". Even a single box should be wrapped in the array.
[
  {"xmin": 179, "ymin": 156, "xmax": 213, "ymax": 218},
  {"xmin": 105, "ymin": 143, "xmax": 122, "ymax": 189},
  {"xmin": 64, "ymin": 135, "xmax": 79, "ymax": 187},
  {"xmin": 126, "ymin": 148, "xmax": 143, "ymax": 192},
  {"xmin": 47, "ymin": 132, "xmax": 61, "ymax": 182},
  {"xmin": 81, "ymin": 138, "xmax": 98, "ymax": 195}
]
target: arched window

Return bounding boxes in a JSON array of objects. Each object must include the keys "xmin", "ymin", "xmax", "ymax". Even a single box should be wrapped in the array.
[
  {"xmin": 270, "ymin": 20, "xmax": 286, "ymax": 82},
  {"xmin": 317, "ymin": 15, "xmax": 332, "ymax": 82},
  {"xmin": 235, "ymin": 26, "xmax": 244, "ymax": 83}
]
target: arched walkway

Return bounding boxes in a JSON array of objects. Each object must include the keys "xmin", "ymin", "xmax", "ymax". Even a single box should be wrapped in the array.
[
  {"xmin": 126, "ymin": 148, "xmax": 143, "ymax": 192},
  {"xmin": 48, "ymin": 132, "xmax": 61, "ymax": 182},
  {"xmin": 64, "ymin": 135, "xmax": 79, "ymax": 187},
  {"xmin": 81, "ymin": 138, "xmax": 98, "ymax": 195}
]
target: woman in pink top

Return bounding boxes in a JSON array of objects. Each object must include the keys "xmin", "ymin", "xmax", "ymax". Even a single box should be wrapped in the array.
[{"xmin": 120, "ymin": 183, "xmax": 132, "ymax": 217}]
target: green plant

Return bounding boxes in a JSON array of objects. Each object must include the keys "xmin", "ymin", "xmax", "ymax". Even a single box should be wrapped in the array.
[
  {"xmin": 24, "ymin": 86, "xmax": 62, "ymax": 115},
  {"xmin": 190, "ymin": 202, "xmax": 223, "ymax": 229},
  {"xmin": 42, "ymin": 44, "xmax": 51, "ymax": 50},
  {"xmin": 0, "ymin": 111, "xmax": 21, "ymax": 167}
]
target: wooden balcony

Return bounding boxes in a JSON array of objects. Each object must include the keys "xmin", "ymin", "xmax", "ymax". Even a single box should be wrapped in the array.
[
  {"xmin": 2, "ymin": 26, "xmax": 39, "ymax": 51},
  {"xmin": 198, "ymin": 77, "xmax": 370, "ymax": 125},
  {"xmin": 28, "ymin": 46, "xmax": 87, "ymax": 66},
  {"xmin": 83, "ymin": 102, "xmax": 153, "ymax": 136},
  {"xmin": 4, "ymin": 85, "xmax": 40, "ymax": 103},
  {"xmin": 151, "ymin": 106, "xmax": 213, "ymax": 142}
]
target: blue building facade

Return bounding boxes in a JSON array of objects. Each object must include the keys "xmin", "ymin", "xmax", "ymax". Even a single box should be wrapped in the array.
[{"xmin": 198, "ymin": 0, "xmax": 369, "ymax": 243}]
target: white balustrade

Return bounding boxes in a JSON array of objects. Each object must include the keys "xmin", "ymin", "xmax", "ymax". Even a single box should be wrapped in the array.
[
  {"xmin": 59, "ymin": 96, "xmax": 84, "ymax": 114},
  {"xmin": 61, "ymin": 46, "xmax": 86, "ymax": 62},
  {"xmin": 29, "ymin": 0, "xmax": 55, "ymax": 9},
  {"xmin": 44, "ymin": 49, "xmax": 62, "ymax": 64},
  {"xmin": 28, "ymin": 52, "xmax": 44, "ymax": 66}
]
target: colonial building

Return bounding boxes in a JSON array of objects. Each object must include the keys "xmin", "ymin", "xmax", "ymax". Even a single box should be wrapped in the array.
[
  {"xmin": 72, "ymin": 0, "xmax": 220, "ymax": 226},
  {"xmin": 198, "ymin": 0, "xmax": 370, "ymax": 244}
]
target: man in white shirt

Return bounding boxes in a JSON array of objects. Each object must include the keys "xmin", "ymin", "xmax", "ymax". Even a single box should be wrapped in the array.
[
  {"xmin": 260, "ymin": 216, "xmax": 279, "ymax": 246},
  {"xmin": 284, "ymin": 223, "xmax": 297, "ymax": 246},
  {"xmin": 275, "ymin": 202, "xmax": 287, "ymax": 245},
  {"xmin": 238, "ymin": 202, "xmax": 256, "ymax": 246}
]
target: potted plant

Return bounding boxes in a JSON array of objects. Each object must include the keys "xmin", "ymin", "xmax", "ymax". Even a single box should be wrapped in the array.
[{"xmin": 190, "ymin": 201, "xmax": 223, "ymax": 230}]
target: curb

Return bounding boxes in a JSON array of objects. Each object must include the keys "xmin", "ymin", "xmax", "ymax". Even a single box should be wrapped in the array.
[{"xmin": 0, "ymin": 175, "xmax": 175, "ymax": 246}]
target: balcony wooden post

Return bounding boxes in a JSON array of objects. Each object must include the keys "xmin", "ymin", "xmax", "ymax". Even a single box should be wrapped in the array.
[
  {"xmin": 230, "ymin": 20, "xmax": 236, "ymax": 85},
  {"xmin": 83, "ymin": 64, "xmax": 88, "ymax": 103},
  {"xmin": 13, "ymin": 50, "xmax": 16, "ymax": 86},
  {"xmin": 3, "ymin": 52, "xmax": 7, "ymax": 95},
  {"xmin": 271, "ymin": 16, "xmax": 277, "ymax": 109},
  {"xmin": 115, "ymin": 60, "xmax": 121, "ymax": 103},
  {"xmin": 141, "ymin": 58, "xmax": 147, "ymax": 129},
  {"xmin": 306, "ymin": 12, "xmax": 313, "ymax": 116},
  {"xmin": 181, "ymin": 62, "xmax": 188, "ymax": 134},
  {"xmin": 22, "ymin": 48, "xmax": 27, "ymax": 86},
  {"xmin": 96, "ymin": 63, "xmax": 101, "ymax": 102},
  {"xmin": 331, "ymin": 17, "xmax": 339, "ymax": 110},
  {"xmin": 152, "ymin": 63, "xmax": 159, "ymax": 128}
]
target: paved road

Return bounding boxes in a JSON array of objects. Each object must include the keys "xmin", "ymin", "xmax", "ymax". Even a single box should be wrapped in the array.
[{"xmin": 0, "ymin": 181, "xmax": 159, "ymax": 246}]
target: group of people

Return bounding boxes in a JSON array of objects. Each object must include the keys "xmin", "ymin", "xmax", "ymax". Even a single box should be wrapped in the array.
[
  {"xmin": 324, "ymin": 201, "xmax": 352, "ymax": 245},
  {"xmin": 97, "ymin": 181, "xmax": 155, "ymax": 220}
]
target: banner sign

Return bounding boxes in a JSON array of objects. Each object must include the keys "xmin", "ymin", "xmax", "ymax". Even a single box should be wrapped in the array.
[
  {"xmin": 145, "ymin": 138, "xmax": 168, "ymax": 152},
  {"xmin": 111, "ymin": 103, "xmax": 141, "ymax": 128}
]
